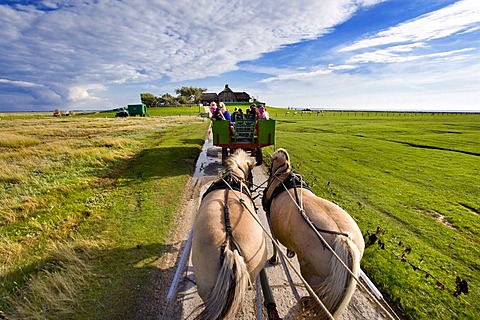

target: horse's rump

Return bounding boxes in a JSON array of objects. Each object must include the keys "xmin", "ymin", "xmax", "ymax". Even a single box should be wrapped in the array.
[
  {"xmin": 265, "ymin": 148, "xmax": 365, "ymax": 319},
  {"xmin": 192, "ymin": 169, "xmax": 266, "ymax": 319},
  {"xmin": 193, "ymin": 245, "xmax": 249, "ymax": 320}
]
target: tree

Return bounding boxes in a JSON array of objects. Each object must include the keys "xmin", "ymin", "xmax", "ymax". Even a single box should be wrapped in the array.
[
  {"xmin": 175, "ymin": 86, "xmax": 206, "ymax": 104},
  {"xmin": 158, "ymin": 93, "xmax": 175, "ymax": 106},
  {"xmin": 140, "ymin": 93, "xmax": 158, "ymax": 108},
  {"xmin": 175, "ymin": 95, "xmax": 189, "ymax": 105}
]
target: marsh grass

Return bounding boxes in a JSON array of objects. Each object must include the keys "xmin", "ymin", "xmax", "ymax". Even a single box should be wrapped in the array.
[
  {"xmin": 265, "ymin": 109, "xmax": 480, "ymax": 319},
  {"xmin": 0, "ymin": 133, "xmax": 41, "ymax": 148},
  {"xmin": 5, "ymin": 240, "xmax": 100, "ymax": 319},
  {"xmin": 0, "ymin": 114, "xmax": 207, "ymax": 319}
]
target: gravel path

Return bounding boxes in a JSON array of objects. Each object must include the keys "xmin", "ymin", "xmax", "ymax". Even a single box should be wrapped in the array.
[{"xmin": 136, "ymin": 141, "xmax": 400, "ymax": 320}]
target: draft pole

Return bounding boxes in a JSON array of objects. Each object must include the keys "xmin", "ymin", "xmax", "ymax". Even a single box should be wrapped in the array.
[
  {"xmin": 259, "ymin": 268, "xmax": 282, "ymax": 320},
  {"xmin": 255, "ymin": 274, "xmax": 264, "ymax": 320},
  {"xmin": 166, "ymin": 229, "xmax": 194, "ymax": 301}
]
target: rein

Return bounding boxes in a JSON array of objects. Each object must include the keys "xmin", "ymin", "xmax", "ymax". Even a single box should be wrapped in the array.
[
  {"xmin": 220, "ymin": 187, "xmax": 243, "ymax": 262},
  {"xmin": 202, "ymin": 170, "xmax": 251, "ymax": 200},
  {"xmin": 262, "ymin": 170, "xmax": 350, "ymax": 249},
  {"xmin": 203, "ymin": 168, "xmax": 253, "ymax": 263}
]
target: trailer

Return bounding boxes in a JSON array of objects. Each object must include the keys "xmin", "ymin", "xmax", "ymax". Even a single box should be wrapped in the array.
[
  {"xmin": 127, "ymin": 104, "xmax": 147, "ymax": 117},
  {"xmin": 212, "ymin": 115, "xmax": 275, "ymax": 165}
]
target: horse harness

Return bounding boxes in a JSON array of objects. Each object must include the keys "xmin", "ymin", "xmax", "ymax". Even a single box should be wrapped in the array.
[
  {"xmin": 202, "ymin": 168, "xmax": 253, "ymax": 262},
  {"xmin": 262, "ymin": 171, "xmax": 349, "ymax": 250}
]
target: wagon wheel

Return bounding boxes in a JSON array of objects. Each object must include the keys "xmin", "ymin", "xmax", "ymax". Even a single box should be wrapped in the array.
[
  {"xmin": 221, "ymin": 148, "xmax": 228, "ymax": 165},
  {"xmin": 255, "ymin": 148, "xmax": 263, "ymax": 166}
]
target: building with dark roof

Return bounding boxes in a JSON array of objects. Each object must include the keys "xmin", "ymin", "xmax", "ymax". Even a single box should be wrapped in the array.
[{"xmin": 201, "ymin": 84, "xmax": 251, "ymax": 105}]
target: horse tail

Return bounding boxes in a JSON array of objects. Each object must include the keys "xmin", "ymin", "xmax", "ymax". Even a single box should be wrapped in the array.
[
  {"xmin": 194, "ymin": 246, "xmax": 249, "ymax": 320},
  {"xmin": 310, "ymin": 235, "xmax": 361, "ymax": 319}
]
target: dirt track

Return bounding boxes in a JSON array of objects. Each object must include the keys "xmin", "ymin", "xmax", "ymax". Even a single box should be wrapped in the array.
[{"xmin": 135, "ymin": 141, "xmax": 400, "ymax": 320}]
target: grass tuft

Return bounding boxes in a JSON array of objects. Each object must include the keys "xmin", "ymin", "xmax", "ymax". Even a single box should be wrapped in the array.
[
  {"xmin": 1, "ymin": 113, "xmax": 207, "ymax": 319},
  {"xmin": 0, "ymin": 133, "xmax": 40, "ymax": 148},
  {"xmin": 5, "ymin": 240, "xmax": 102, "ymax": 319}
]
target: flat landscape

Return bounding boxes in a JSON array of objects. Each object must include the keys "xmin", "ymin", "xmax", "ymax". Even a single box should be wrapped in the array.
[{"xmin": 0, "ymin": 108, "xmax": 479, "ymax": 319}]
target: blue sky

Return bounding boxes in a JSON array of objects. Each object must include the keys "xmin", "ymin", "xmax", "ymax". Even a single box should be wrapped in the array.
[{"xmin": 0, "ymin": 0, "xmax": 479, "ymax": 112}]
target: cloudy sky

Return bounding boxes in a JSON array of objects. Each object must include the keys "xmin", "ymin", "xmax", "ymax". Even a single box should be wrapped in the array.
[{"xmin": 0, "ymin": 0, "xmax": 479, "ymax": 112}]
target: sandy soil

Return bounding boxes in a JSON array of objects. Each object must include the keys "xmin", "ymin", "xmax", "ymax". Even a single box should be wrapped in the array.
[{"xmin": 135, "ymin": 144, "xmax": 401, "ymax": 320}]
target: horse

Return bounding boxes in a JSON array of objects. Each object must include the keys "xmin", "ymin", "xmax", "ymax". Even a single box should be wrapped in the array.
[
  {"xmin": 191, "ymin": 148, "xmax": 267, "ymax": 320},
  {"xmin": 262, "ymin": 148, "xmax": 365, "ymax": 319}
]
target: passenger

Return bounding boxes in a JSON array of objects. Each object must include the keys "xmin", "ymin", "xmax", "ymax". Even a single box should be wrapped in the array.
[
  {"xmin": 219, "ymin": 102, "xmax": 231, "ymax": 121},
  {"xmin": 209, "ymin": 101, "xmax": 217, "ymax": 118},
  {"xmin": 237, "ymin": 108, "xmax": 245, "ymax": 120},
  {"xmin": 247, "ymin": 104, "xmax": 256, "ymax": 115},
  {"xmin": 258, "ymin": 105, "xmax": 269, "ymax": 120},
  {"xmin": 231, "ymin": 107, "xmax": 239, "ymax": 122},
  {"xmin": 246, "ymin": 104, "xmax": 257, "ymax": 120},
  {"xmin": 212, "ymin": 105, "xmax": 224, "ymax": 120}
]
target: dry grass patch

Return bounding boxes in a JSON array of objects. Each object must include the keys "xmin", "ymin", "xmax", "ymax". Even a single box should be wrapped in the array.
[
  {"xmin": 0, "ymin": 133, "xmax": 40, "ymax": 148},
  {"xmin": 0, "ymin": 241, "xmax": 26, "ymax": 271},
  {"xmin": 5, "ymin": 239, "xmax": 104, "ymax": 320},
  {"xmin": 0, "ymin": 114, "xmax": 207, "ymax": 318}
]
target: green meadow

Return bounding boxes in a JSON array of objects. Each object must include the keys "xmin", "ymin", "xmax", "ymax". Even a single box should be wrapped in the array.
[
  {"xmin": 264, "ymin": 108, "xmax": 479, "ymax": 319},
  {"xmin": 0, "ymin": 107, "xmax": 479, "ymax": 319},
  {"xmin": 0, "ymin": 109, "xmax": 208, "ymax": 319}
]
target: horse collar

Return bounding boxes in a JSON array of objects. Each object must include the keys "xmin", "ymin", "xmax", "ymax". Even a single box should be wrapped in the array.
[
  {"xmin": 202, "ymin": 171, "xmax": 252, "ymax": 200},
  {"xmin": 262, "ymin": 172, "xmax": 311, "ymax": 215}
]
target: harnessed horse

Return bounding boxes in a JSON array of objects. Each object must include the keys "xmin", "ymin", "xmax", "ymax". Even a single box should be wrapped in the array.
[
  {"xmin": 191, "ymin": 149, "xmax": 267, "ymax": 320},
  {"xmin": 263, "ymin": 148, "xmax": 365, "ymax": 319}
]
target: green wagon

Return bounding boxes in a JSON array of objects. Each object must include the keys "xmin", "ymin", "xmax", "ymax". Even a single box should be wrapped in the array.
[
  {"xmin": 212, "ymin": 116, "xmax": 275, "ymax": 165},
  {"xmin": 127, "ymin": 104, "xmax": 147, "ymax": 117}
]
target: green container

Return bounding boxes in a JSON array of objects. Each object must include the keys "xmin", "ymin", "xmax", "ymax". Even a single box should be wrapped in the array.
[
  {"xmin": 127, "ymin": 104, "xmax": 147, "ymax": 116},
  {"xmin": 258, "ymin": 119, "xmax": 275, "ymax": 145},
  {"xmin": 212, "ymin": 120, "xmax": 231, "ymax": 145}
]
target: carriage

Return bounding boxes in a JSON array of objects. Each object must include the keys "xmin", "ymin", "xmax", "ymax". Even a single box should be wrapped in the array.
[{"xmin": 211, "ymin": 115, "xmax": 275, "ymax": 165}]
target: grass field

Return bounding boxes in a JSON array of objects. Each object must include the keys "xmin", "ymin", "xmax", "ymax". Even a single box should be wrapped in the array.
[
  {"xmin": 0, "ymin": 109, "xmax": 208, "ymax": 319},
  {"xmin": 1, "ymin": 107, "xmax": 479, "ymax": 319},
  {"xmin": 264, "ymin": 108, "xmax": 479, "ymax": 319}
]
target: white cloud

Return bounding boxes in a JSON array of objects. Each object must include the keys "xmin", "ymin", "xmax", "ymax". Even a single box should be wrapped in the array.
[
  {"xmin": 347, "ymin": 45, "xmax": 475, "ymax": 64},
  {"xmin": 0, "ymin": 0, "xmax": 385, "ymax": 110},
  {"xmin": 67, "ymin": 84, "xmax": 106, "ymax": 101},
  {"xmin": 340, "ymin": 0, "xmax": 480, "ymax": 52},
  {"xmin": 0, "ymin": 79, "xmax": 39, "ymax": 88},
  {"xmin": 253, "ymin": 0, "xmax": 480, "ymax": 111},
  {"xmin": 1, "ymin": 0, "xmax": 478, "ymax": 112},
  {"xmin": 260, "ymin": 55, "xmax": 480, "ymax": 111}
]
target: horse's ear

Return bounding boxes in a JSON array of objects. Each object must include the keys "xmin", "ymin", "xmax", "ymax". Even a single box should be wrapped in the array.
[{"xmin": 246, "ymin": 156, "xmax": 255, "ymax": 169}]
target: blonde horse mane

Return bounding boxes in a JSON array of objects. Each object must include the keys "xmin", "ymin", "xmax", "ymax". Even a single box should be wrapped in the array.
[
  {"xmin": 270, "ymin": 148, "xmax": 292, "ymax": 176},
  {"xmin": 226, "ymin": 149, "xmax": 254, "ymax": 177}
]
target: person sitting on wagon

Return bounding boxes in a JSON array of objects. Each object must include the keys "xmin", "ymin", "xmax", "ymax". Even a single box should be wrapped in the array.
[
  {"xmin": 246, "ymin": 104, "xmax": 257, "ymax": 120},
  {"xmin": 236, "ymin": 108, "xmax": 245, "ymax": 120},
  {"xmin": 219, "ymin": 102, "xmax": 231, "ymax": 121},
  {"xmin": 258, "ymin": 105, "xmax": 269, "ymax": 120},
  {"xmin": 209, "ymin": 101, "xmax": 217, "ymax": 118},
  {"xmin": 231, "ymin": 107, "xmax": 239, "ymax": 122},
  {"xmin": 212, "ymin": 106, "xmax": 224, "ymax": 120}
]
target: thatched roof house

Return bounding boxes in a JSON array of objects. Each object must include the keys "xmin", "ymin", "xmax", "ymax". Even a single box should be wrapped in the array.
[{"xmin": 201, "ymin": 84, "xmax": 251, "ymax": 105}]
